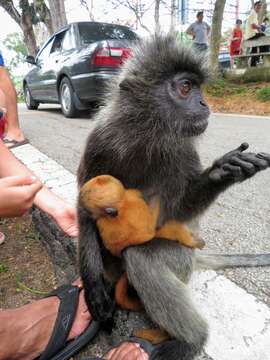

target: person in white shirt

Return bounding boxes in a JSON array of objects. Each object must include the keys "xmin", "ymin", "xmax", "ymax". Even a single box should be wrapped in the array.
[
  {"xmin": 186, "ymin": 11, "xmax": 211, "ymax": 52},
  {"xmin": 244, "ymin": 1, "xmax": 268, "ymax": 67}
]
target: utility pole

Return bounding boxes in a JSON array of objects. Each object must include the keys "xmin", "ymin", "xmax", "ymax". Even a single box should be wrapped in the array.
[{"xmin": 235, "ymin": 0, "xmax": 239, "ymax": 20}]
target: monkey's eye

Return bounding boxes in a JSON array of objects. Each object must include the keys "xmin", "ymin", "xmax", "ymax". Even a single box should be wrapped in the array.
[{"xmin": 178, "ymin": 80, "xmax": 192, "ymax": 97}]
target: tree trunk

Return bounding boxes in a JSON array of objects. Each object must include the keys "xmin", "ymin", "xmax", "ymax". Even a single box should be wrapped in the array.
[
  {"xmin": 20, "ymin": 0, "xmax": 38, "ymax": 56},
  {"xmin": 209, "ymin": 0, "xmax": 226, "ymax": 78},
  {"xmin": 170, "ymin": 0, "xmax": 177, "ymax": 31},
  {"xmin": 33, "ymin": 0, "xmax": 53, "ymax": 35},
  {"xmin": 154, "ymin": 0, "xmax": 161, "ymax": 33},
  {"xmin": 48, "ymin": 0, "xmax": 67, "ymax": 32},
  {"xmin": 0, "ymin": 0, "xmax": 38, "ymax": 56}
]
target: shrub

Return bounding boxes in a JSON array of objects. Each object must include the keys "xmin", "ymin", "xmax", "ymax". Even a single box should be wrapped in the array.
[{"xmin": 256, "ymin": 86, "xmax": 270, "ymax": 102}]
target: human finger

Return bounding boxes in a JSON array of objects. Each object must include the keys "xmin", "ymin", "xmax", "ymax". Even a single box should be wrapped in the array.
[{"xmin": 1, "ymin": 175, "xmax": 39, "ymax": 187}]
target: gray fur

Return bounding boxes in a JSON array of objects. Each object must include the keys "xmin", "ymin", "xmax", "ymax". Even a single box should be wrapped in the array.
[
  {"xmin": 77, "ymin": 33, "xmax": 270, "ymax": 360},
  {"xmin": 124, "ymin": 240, "xmax": 208, "ymax": 350}
]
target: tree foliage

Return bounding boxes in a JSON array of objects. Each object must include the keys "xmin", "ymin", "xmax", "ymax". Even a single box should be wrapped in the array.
[
  {"xmin": 3, "ymin": 32, "xmax": 28, "ymax": 68},
  {"xmin": 109, "ymin": 0, "xmax": 151, "ymax": 32}
]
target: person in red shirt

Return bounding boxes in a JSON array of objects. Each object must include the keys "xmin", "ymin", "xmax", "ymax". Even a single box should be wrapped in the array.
[{"xmin": 230, "ymin": 19, "xmax": 243, "ymax": 68}]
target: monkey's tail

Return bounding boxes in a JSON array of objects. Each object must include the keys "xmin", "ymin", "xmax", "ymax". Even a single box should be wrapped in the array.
[
  {"xmin": 196, "ymin": 252, "xmax": 270, "ymax": 270},
  {"xmin": 125, "ymin": 245, "xmax": 208, "ymax": 360}
]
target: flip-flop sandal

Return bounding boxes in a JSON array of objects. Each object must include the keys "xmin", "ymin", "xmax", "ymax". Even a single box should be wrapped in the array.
[
  {"xmin": 36, "ymin": 284, "xmax": 100, "ymax": 360},
  {"xmin": 3, "ymin": 138, "xmax": 29, "ymax": 149},
  {"xmin": 82, "ymin": 336, "xmax": 155, "ymax": 359}
]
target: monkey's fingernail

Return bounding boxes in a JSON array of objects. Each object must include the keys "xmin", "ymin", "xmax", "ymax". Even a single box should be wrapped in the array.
[{"xmin": 240, "ymin": 142, "xmax": 249, "ymax": 151}]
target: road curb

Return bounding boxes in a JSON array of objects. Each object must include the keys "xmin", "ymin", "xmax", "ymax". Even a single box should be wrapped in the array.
[
  {"xmin": 12, "ymin": 143, "xmax": 270, "ymax": 360},
  {"xmin": 213, "ymin": 112, "xmax": 270, "ymax": 120}
]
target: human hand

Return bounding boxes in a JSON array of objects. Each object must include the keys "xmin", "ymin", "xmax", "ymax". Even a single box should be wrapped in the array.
[
  {"xmin": 52, "ymin": 203, "xmax": 79, "ymax": 237},
  {"xmin": 0, "ymin": 175, "xmax": 42, "ymax": 217},
  {"xmin": 209, "ymin": 143, "xmax": 270, "ymax": 183}
]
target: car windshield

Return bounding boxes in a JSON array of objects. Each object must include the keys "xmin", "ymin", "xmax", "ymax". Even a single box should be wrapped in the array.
[{"xmin": 78, "ymin": 23, "xmax": 138, "ymax": 44}]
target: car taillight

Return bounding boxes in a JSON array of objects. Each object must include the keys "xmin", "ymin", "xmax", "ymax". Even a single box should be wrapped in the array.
[{"xmin": 92, "ymin": 47, "xmax": 132, "ymax": 68}]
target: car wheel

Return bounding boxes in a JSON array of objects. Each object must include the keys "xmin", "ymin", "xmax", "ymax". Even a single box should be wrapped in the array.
[
  {"xmin": 24, "ymin": 84, "xmax": 39, "ymax": 110},
  {"xmin": 59, "ymin": 77, "xmax": 78, "ymax": 118}
]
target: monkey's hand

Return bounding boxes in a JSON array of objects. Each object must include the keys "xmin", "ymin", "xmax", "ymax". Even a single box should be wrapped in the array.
[{"xmin": 208, "ymin": 143, "xmax": 270, "ymax": 183}]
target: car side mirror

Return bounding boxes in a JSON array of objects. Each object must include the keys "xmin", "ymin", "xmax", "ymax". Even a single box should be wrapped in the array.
[{"xmin": 25, "ymin": 55, "xmax": 36, "ymax": 65}]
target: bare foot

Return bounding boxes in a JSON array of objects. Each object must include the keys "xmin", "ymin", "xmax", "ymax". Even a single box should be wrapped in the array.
[
  {"xmin": 104, "ymin": 342, "xmax": 149, "ymax": 360},
  {"xmin": 4, "ymin": 129, "xmax": 25, "ymax": 144},
  {"xmin": 0, "ymin": 286, "xmax": 91, "ymax": 360}
]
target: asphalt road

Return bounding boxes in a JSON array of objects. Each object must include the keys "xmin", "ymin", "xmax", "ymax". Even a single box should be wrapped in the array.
[{"xmin": 18, "ymin": 104, "xmax": 270, "ymax": 308}]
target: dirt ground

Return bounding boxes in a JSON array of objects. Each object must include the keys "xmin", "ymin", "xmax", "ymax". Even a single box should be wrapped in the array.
[
  {"xmin": 0, "ymin": 214, "xmax": 57, "ymax": 310},
  {"xmin": 205, "ymin": 82, "xmax": 270, "ymax": 116}
]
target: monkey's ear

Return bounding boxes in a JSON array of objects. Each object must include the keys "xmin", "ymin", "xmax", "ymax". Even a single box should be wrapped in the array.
[{"xmin": 119, "ymin": 79, "xmax": 133, "ymax": 92}]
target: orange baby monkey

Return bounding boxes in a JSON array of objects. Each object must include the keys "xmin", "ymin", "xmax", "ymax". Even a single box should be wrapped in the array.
[
  {"xmin": 79, "ymin": 175, "xmax": 204, "ymax": 257},
  {"xmin": 79, "ymin": 175, "xmax": 205, "ymax": 343},
  {"xmin": 79, "ymin": 175, "xmax": 205, "ymax": 306}
]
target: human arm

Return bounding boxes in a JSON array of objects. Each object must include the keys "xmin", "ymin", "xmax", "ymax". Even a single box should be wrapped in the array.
[
  {"xmin": 186, "ymin": 24, "xmax": 194, "ymax": 37},
  {"xmin": 0, "ymin": 140, "xmax": 78, "ymax": 237},
  {"xmin": 207, "ymin": 24, "xmax": 211, "ymax": 36}
]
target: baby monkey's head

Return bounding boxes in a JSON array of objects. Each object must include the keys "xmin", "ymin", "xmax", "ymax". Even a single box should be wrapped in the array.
[{"xmin": 79, "ymin": 175, "xmax": 125, "ymax": 219}]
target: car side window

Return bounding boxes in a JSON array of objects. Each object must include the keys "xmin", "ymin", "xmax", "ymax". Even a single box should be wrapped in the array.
[
  {"xmin": 36, "ymin": 37, "xmax": 54, "ymax": 66},
  {"xmin": 62, "ymin": 28, "xmax": 75, "ymax": 51},
  {"xmin": 50, "ymin": 31, "xmax": 66, "ymax": 54}
]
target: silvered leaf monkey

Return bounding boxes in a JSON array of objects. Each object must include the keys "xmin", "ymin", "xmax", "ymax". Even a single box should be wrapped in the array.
[{"xmin": 77, "ymin": 33, "xmax": 270, "ymax": 360}]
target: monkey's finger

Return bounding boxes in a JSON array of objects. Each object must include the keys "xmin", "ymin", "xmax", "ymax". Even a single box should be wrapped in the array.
[
  {"xmin": 257, "ymin": 152, "xmax": 270, "ymax": 165},
  {"xmin": 228, "ymin": 156, "xmax": 257, "ymax": 176},
  {"xmin": 214, "ymin": 143, "xmax": 249, "ymax": 167},
  {"xmin": 222, "ymin": 164, "xmax": 243, "ymax": 178},
  {"xmin": 209, "ymin": 168, "xmax": 232, "ymax": 182},
  {"xmin": 238, "ymin": 153, "xmax": 269, "ymax": 170}
]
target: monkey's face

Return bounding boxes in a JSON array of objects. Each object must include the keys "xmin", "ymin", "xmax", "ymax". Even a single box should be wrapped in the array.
[
  {"xmin": 167, "ymin": 73, "xmax": 210, "ymax": 137},
  {"xmin": 79, "ymin": 175, "xmax": 125, "ymax": 219}
]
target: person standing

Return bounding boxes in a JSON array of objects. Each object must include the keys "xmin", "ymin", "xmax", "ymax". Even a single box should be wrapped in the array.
[
  {"xmin": 244, "ymin": 1, "xmax": 268, "ymax": 67},
  {"xmin": 230, "ymin": 19, "xmax": 243, "ymax": 68},
  {"xmin": 186, "ymin": 11, "xmax": 211, "ymax": 52},
  {"xmin": 0, "ymin": 48, "xmax": 27, "ymax": 148}
]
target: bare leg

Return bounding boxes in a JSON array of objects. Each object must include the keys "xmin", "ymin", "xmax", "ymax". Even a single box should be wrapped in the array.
[
  {"xmin": 0, "ymin": 67, "xmax": 25, "ymax": 143},
  {"xmin": 0, "ymin": 88, "xmax": 6, "ymax": 109},
  {"xmin": 0, "ymin": 288, "xmax": 91, "ymax": 360}
]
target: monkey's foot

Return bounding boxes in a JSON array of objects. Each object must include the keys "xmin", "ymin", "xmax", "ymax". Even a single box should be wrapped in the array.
[
  {"xmin": 192, "ymin": 236, "xmax": 206, "ymax": 249},
  {"xmin": 134, "ymin": 328, "xmax": 170, "ymax": 344}
]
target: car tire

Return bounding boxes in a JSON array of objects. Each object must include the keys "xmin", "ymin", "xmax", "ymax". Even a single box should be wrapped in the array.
[
  {"xmin": 24, "ymin": 84, "xmax": 39, "ymax": 110},
  {"xmin": 59, "ymin": 77, "xmax": 78, "ymax": 118}
]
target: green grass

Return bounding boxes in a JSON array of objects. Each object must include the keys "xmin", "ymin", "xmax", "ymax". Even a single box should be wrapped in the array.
[
  {"xmin": 0, "ymin": 263, "xmax": 9, "ymax": 273},
  {"xmin": 205, "ymin": 79, "xmax": 247, "ymax": 97},
  {"xmin": 256, "ymin": 86, "xmax": 270, "ymax": 102}
]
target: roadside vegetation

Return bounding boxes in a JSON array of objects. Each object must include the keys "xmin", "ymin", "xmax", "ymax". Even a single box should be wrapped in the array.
[{"xmin": 204, "ymin": 78, "xmax": 270, "ymax": 116}]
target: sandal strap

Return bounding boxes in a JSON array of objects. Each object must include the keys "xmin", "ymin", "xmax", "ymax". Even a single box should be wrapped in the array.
[
  {"xmin": 39, "ymin": 284, "xmax": 80, "ymax": 360},
  {"xmin": 128, "ymin": 336, "xmax": 155, "ymax": 354}
]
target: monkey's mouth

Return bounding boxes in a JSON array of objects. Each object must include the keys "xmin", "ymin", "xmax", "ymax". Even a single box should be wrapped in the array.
[{"xmin": 183, "ymin": 115, "xmax": 209, "ymax": 137}]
